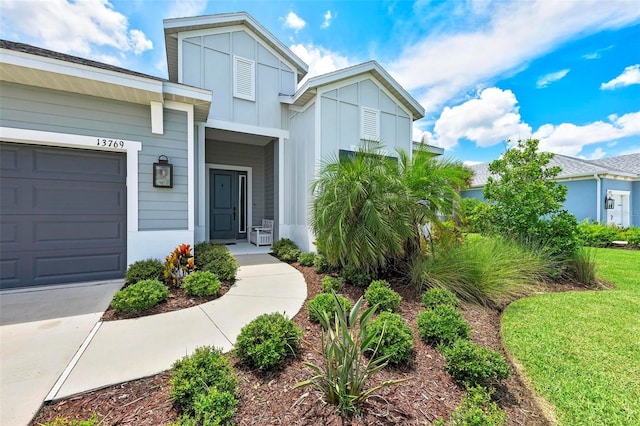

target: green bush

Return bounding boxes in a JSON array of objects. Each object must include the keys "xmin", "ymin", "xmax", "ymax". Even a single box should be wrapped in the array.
[
  {"xmin": 365, "ymin": 312, "xmax": 414, "ymax": 365},
  {"xmin": 194, "ymin": 242, "xmax": 238, "ymax": 281},
  {"xmin": 321, "ymin": 276, "xmax": 343, "ymax": 293},
  {"xmin": 458, "ymin": 198, "xmax": 492, "ymax": 234},
  {"xmin": 623, "ymin": 227, "xmax": 640, "ymax": 247},
  {"xmin": 422, "ymin": 288, "xmax": 460, "ymax": 309},
  {"xmin": 307, "ymin": 293, "xmax": 352, "ymax": 324},
  {"xmin": 442, "ymin": 340, "xmax": 511, "ymax": 388},
  {"xmin": 168, "ymin": 415, "xmax": 198, "ymax": 426},
  {"xmin": 278, "ymin": 247, "xmax": 302, "ymax": 263},
  {"xmin": 295, "ymin": 295, "xmax": 405, "ymax": 415},
  {"xmin": 314, "ymin": 253, "xmax": 331, "ymax": 274},
  {"xmin": 110, "ymin": 279, "xmax": 169, "ymax": 314},
  {"xmin": 40, "ymin": 415, "xmax": 99, "ymax": 426},
  {"xmin": 340, "ymin": 263, "xmax": 376, "ymax": 287},
  {"xmin": 192, "ymin": 386, "xmax": 238, "ymax": 426},
  {"xmin": 414, "ymin": 236, "xmax": 548, "ymax": 307},
  {"xmin": 364, "ymin": 280, "xmax": 402, "ymax": 312},
  {"xmin": 272, "ymin": 238, "xmax": 299, "ymax": 257},
  {"xmin": 417, "ymin": 305, "xmax": 471, "ymax": 347},
  {"xmin": 169, "ymin": 346, "xmax": 238, "ymax": 418},
  {"xmin": 182, "ymin": 271, "xmax": 221, "ymax": 297},
  {"xmin": 445, "ymin": 386, "xmax": 507, "ymax": 426},
  {"xmin": 234, "ymin": 312, "xmax": 302, "ymax": 371},
  {"xmin": 298, "ymin": 251, "xmax": 316, "ymax": 266},
  {"xmin": 124, "ymin": 258, "xmax": 164, "ymax": 284},
  {"xmin": 576, "ymin": 220, "xmax": 623, "ymax": 247}
]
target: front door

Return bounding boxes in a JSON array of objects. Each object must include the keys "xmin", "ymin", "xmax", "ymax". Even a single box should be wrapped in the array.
[
  {"xmin": 606, "ymin": 191, "xmax": 630, "ymax": 228},
  {"xmin": 210, "ymin": 169, "xmax": 247, "ymax": 240}
]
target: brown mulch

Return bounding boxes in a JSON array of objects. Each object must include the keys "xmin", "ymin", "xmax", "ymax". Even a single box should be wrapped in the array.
[
  {"xmin": 101, "ymin": 282, "xmax": 233, "ymax": 321},
  {"xmin": 32, "ymin": 264, "xmax": 555, "ymax": 426}
]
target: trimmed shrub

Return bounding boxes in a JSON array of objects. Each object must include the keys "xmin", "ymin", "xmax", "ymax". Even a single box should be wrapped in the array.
[
  {"xmin": 417, "ymin": 305, "xmax": 471, "ymax": 347},
  {"xmin": 125, "ymin": 258, "xmax": 164, "ymax": 284},
  {"xmin": 169, "ymin": 346, "xmax": 238, "ymax": 417},
  {"xmin": 278, "ymin": 247, "xmax": 302, "ymax": 263},
  {"xmin": 194, "ymin": 242, "xmax": 238, "ymax": 281},
  {"xmin": 576, "ymin": 220, "xmax": 622, "ymax": 247},
  {"xmin": 40, "ymin": 415, "xmax": 99, "ymax": 426},
  {"xmin": 314, "ymin": 253, "xmax": 331, "ymax": 274},
  {"xmin": 340, "ymin": 263, "xmax": 375, "ymax": 287},
  {"xmin": 442, "ymin": 340, "xmax": 511, "ymax": 387},
  {"xmin": 422, "ymin": 288, "xmax": 460, "ymax": 309},
  {"xmin": 182, "ymin": 271, "xmax": 221, "ymax": 297},
  {"xmin": 364, "ymin": 280, "xmax": 402, "ymax": 312},
  {"xmin": 624, "ymin": 227, "xmax": 640, "ymax": 248},
  {"xmin": 365, "ymin": 312, "xmax": 414, "ymax": 365},
  {"xmin": 298, "ymin": 252, "xmax": 316, "ymax": 266},
  {"xmin": 322, "ymin": 276, "xmax": 343, "ymax": 293},
  {"xmin": 445, "ymin": 386, "xmax": 507, "ymax": 426},
  {"xmin": 110, "ymin": 279, "xmax": 169, "ymax": 314},
  {"xmin": 192, "ymin": 386, "xmax": 238, "ymax": 426},
  {"xmin": 272, "ymin": 238, "xmax": 299, "ymax": 257},
  {"xmin": 307, "ymin": 293, "xmax": 352, "ymax": 324},
  {"xmin": 234, "ymin": 312, "xmax": 302, "ymax": 371}
]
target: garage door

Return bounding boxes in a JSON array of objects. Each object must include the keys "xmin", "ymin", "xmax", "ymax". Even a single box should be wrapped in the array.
[{"xmin": 0, "ymin": 142, "xmax": 127, "ymax": 289}]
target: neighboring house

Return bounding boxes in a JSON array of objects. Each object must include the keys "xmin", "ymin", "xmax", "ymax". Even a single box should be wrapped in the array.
[
  {"xmin": 0, "ymin": 12, "xmax": 424, "ymax": 289},
  {"xmin": 462, "ymin": 153, "xmax": 640, "ymax": 227}
]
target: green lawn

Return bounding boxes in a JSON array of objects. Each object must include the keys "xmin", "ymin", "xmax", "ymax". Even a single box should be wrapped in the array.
[{"xmin": 502, "ymin": 248, "xmax": 640, "ymax": 426}]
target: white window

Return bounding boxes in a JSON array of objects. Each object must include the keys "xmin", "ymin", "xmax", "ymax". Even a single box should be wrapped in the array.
[
  {"xmin": 361, "ymin": 107, "xmax": 380, "ymax": 140},
  {"xmin": 233, "ymin": 56, "xmax": 255, "ymax": 101}
]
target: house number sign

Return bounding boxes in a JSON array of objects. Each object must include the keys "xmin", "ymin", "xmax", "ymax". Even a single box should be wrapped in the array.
[{"xmin": 96, "ymin": 138, "xmax": 126, "ymax": 149}]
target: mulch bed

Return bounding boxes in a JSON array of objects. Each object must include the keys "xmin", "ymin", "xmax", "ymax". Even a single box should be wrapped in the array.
[{"xmin": 32, "ymin": 264, "xmax": 556, "ymax": 426}]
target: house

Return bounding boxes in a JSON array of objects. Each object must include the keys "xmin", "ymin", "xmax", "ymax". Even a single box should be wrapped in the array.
[
  {"xmin": 0, "ymin": 12, "xmax": 424, "ymax": 289},
  {"xmin": 462, "ymin": 153, "xmax": 640, "ymax": 227}
]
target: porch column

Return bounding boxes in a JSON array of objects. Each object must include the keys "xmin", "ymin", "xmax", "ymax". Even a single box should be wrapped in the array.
[{"xmin": 195, "ymin": 122, "xmax": 206, "ymax": 243}]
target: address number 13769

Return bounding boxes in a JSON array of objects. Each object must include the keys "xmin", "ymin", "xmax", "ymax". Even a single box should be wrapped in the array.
[{"xmin": 96, "ymin": 138, "xmax": 125, "ymax": 149}]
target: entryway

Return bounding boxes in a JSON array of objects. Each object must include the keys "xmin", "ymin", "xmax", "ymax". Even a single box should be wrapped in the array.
[
  {"xmin": 209, "ymin": 169, "xmax": 248, "ymax": 240},
  {"xmin": 606, "ymin": 190, "xmax": 631, "ymax": 227}
]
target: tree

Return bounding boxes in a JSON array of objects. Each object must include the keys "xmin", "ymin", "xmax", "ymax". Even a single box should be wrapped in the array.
[
  {"xmin": 483, "ymin": 138, "xmax": 578, "ymax": 255},
  {"xmin": 310, "ymin": 142, "xmax": 471, "ymax": 275}
]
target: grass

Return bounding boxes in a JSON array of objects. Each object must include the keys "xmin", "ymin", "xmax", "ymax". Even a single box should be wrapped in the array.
[{"xmin": 502, "ymin": 248, "xmax": 640, "ymax": 425}]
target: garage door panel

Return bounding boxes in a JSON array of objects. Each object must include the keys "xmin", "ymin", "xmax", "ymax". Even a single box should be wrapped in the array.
[{"xmin": 0, "ymin": 142, "xmax": 127, "ymax": 289}]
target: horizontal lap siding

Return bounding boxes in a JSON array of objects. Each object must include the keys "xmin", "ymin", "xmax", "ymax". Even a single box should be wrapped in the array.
[{"xmin": 0, "ymin": 82, "xmax": 189, "ymax": 232}]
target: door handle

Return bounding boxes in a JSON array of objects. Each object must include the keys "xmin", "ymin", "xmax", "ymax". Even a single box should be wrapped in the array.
[{"xmin": 233, "ymin": 206, "xmax": 236, "ymax": 221}]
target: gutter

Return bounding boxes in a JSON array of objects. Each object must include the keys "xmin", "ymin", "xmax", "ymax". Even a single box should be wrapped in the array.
[{"xmin": 594, "ymin": 174, "xmax": 601, "ymax": 222}]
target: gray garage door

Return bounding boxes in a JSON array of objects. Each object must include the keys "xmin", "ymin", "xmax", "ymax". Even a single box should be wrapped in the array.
[{"xmin": 0, "ymin": 142, "xmax": 127, "ymax": 289}]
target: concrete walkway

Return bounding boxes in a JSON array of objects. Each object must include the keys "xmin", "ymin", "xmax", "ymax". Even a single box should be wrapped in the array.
[{"xmin": 0, "ymin": 254, "xmax": 306, "ymax": 426}]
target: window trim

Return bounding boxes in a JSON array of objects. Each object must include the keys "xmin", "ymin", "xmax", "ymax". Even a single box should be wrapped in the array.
[{"xmin": 233, "ymin": 55, "xmax": 256, "ymax": 102}]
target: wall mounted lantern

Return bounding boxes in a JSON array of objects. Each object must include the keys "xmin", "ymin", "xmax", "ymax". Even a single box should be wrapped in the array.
[
  {"xmin": 604, "ymin": 194, "xmax": 615, "ymax": 210},
  {"xmin": 153, "ymin": 155, "xmax": 173, "ymax": 188}
]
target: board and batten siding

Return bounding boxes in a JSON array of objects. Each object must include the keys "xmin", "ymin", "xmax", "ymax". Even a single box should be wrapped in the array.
[
  {"xmin": 0, "ymin": 81, "xmax": 189, "ymax": 231},
  {"xmin": 181, "ymin": 29, "xmax": 297, "ymax": 128},
  {"xmin": 319, "ymin": 78, "xmax": 412, "ymax": 159}
]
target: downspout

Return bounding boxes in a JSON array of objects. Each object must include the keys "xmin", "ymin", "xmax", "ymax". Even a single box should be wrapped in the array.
[{"xmin": 594, "ymin": 174, "xmax": 601, "ymax": 222}]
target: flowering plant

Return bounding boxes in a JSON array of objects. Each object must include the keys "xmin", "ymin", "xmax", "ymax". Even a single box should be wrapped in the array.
[{"xmin": 164, "ymin": 243, "xmax": 196, "ymax": 287}]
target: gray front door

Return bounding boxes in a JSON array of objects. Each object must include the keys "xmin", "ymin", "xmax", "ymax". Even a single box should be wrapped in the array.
[
  {"xmin": 210, "ymin": 169, "xmax": 247, "ymax": 240},
  {"xmin": 0, "ymin": 142, "xmax": 127, "ymax": 289}
]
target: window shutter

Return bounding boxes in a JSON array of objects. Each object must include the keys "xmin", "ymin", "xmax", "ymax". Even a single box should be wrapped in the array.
[
  {"xmin": 361, "ymin": 107, "xmax": 379, "ymax": 140},
  {"xmin": 233, "ymin": 56, "xmax": 255, "ymax": 101}
]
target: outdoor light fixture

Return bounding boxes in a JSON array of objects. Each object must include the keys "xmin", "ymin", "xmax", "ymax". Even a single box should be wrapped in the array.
[
  {"xmin": 153, "ymin": 155, "xmax": 173, "ymax": 188},
  {"xmin": 604, "ymin": 194, "xmax": 615, "ymax": 210}
]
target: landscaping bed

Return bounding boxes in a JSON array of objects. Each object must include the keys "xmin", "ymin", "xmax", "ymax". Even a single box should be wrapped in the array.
[{"xmin": 31, "ymin": 263, "xmax": 550, "ymax": 426}]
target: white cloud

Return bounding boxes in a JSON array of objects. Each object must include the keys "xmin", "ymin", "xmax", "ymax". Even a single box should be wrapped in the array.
[
  {"xmin": 290, "ymin": 43, "xmax": 350, "ymax": 80},
  {"xmin": 283, "ymin": 11, "xmax": 306, "ymax": 32},
  {"xmin": 619, "ymin": 146, "xmax": 640, "ymax": 155},
  {"xmin": 389, "ymin": 0, "xmax": 640, "ymax": 114},
  {"xmin": 433, "ymin": 88, "xmax": 532, "ymax": 149},
  {"xmin": 535, "ymin": 111, "xmax": 640, "ymax": 156},
  {"xmin": 582, "ymin": 45, "xmax": 613, "ymax": 60},
  {"xmin": 0, "ymin": 0, "xmax": 152, "ymax": 59},
  {"xmin": 321, "ymin": 10, "xmax": 333, "ymax": 29},
  {"xmin": 536, "ymin": 69, "xmax": 570, "ymax": 88},
  {"xmin": 463, "ymin": 160, "xmax": 483, "ymax": 166},
  {"xmin": 164, "ymin": 0, "xmax": 208, "ymax": 19},
  {"xmin": 601, "ymin": 64, "xmax": 640, "ymax": 90},
  {"xmin": 582, "ymin": 147, "xmax": 607, "ymax": 160}
]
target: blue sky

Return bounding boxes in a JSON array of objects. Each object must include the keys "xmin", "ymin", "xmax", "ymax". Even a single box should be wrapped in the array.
[{"xmin": 1, "ymin": 0, "xmax": 639, "ymax": 164}]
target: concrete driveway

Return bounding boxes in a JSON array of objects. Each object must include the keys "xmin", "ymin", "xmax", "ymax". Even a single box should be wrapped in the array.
[{"xmin": 0, "ymin": 280, "xmax": 123, "ymax": 426}]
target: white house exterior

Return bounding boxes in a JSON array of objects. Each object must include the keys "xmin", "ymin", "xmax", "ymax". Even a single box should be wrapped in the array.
[{"xmin": 0, "ymin": 12, "xmax": 424, "ymax": 289}]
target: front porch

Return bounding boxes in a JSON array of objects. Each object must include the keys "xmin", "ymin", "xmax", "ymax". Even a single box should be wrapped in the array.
[{"xmin": 210, "ymin": 240, "xmax": 273, "ymax": 256}]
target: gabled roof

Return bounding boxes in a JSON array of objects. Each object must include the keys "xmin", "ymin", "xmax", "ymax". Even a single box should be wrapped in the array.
[
  {"xmin": 469, "ymin": 153, "xmax": 640, "ymax": 187},
  {"xmin": 282, "ymin": 61, "xmax": 425, "ymax": 120},
  {"xmin": 163, "ymin": 12, "xmax": 308, "ymax": 83},
  {"xmin": 0, "ymin": 39, "xmax": 212, "ymax": 122}
]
